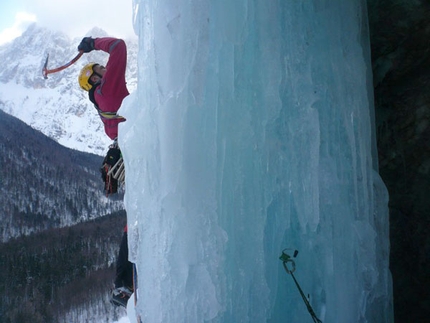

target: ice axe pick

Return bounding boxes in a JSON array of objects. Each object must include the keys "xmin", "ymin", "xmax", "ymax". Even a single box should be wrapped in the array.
[{"xmin": 42, "ymin": 50, "xmax": 84, "ymax": 79}]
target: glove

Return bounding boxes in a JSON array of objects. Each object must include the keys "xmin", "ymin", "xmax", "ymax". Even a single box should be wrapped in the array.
[{"xmin": 78, "ymin": 37, "xmax": 95, "ymax": 53}]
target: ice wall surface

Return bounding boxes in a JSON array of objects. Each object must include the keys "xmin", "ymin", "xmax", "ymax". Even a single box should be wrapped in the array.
[{"xmin": 120, "ymin": 0, "xmax": 394, "ymax": 322}]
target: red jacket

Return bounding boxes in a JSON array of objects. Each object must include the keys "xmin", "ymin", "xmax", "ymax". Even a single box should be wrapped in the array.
[{"xmin": 92, "ymin": 37, "xmax": 130, "ymax": 140}]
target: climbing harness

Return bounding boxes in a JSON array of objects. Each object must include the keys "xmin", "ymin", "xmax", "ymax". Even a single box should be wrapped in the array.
[
  {"xmin": 100, "ymin": 141, "xmax": 125, "ymax": 195},
  {"xmin": 279, "ymin": 249, "xmax": 323, "ymax": 323}
]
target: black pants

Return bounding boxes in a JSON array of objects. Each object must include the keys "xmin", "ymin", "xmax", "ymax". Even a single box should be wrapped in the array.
[{"xmin": 114, "ymin": 230, "xmax": 133, "ymax": 289}]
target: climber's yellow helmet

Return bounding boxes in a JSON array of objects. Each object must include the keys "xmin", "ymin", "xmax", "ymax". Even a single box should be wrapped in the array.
[{"xmin": 78, "ymin": 62, "xmax": 97, "ymax": 91}]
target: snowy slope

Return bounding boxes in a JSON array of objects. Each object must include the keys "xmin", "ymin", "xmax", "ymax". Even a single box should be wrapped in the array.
[
  {"xmin": 121, "ymin": 0, "xmax": 393, "ymax": 323},
  {"xmin": 0, "ymin": 24, "xmax": 137, "ymax": 155}
]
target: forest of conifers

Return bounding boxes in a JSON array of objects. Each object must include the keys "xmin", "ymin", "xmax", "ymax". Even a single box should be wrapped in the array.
[{"xmin": 0, "ymin": 210, "xmax": 127, "ymax": 323}]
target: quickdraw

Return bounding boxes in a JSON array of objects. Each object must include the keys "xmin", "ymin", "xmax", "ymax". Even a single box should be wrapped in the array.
[
  {"xmin": 107, "ymin": 156, "xmax": 125, "ymax": 183},
  {"xmin": 279, "ymin": 249, "xmax": 323, "ymax": 323}
]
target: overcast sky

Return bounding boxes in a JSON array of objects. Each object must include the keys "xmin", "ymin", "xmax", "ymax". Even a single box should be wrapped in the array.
[{"xmin": 0, "ymin": 0, "xmax": 136, "ymax": 46}]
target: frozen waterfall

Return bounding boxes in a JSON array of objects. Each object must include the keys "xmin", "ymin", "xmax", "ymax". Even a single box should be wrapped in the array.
[{"xmin": 119, "ymin": 0, "xmax": 394, "ymax": 322}]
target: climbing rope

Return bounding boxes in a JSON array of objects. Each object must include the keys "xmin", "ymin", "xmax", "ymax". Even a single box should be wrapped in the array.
[{"xmin": 279, "ymin": 249, "xmax": 323, "ymax": 323}]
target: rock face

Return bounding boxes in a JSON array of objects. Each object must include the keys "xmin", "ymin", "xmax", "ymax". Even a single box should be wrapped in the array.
[{"xmin": 368, "ymin": 0, "xmax": 430, "ymax": 321}]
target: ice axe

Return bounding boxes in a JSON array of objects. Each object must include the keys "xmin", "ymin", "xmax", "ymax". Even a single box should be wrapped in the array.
[{"xmin": 42, "ymin": 50, "xmax": 84, "ymax": 79}]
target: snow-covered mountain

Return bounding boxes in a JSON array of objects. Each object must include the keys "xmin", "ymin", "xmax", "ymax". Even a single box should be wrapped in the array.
[{"xmin": 0, "ymin": 23, "xmax": 138, "ymax": 156}]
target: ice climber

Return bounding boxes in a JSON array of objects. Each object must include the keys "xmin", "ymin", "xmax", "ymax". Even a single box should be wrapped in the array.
[
  {"xmin": 77, "ymin": 36, "xmax": 129, "ymax": 141},
  {"xmin": 77, "ymin": 36, "xmax": 132, "ymax": 308},
  {"xmin": 77, "ymin": 37, "xmax": 127, "ymax": 194}
]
